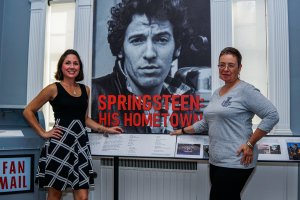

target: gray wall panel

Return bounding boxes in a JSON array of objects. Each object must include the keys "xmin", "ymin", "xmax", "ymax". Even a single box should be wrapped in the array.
[
  {"xmin": 0, "ymin": 0, "xmax": 30, "ymax": 105},
  {"xmin": 288, "ymin": 1, "xmax": 300, "ymax": 199},
  {"xmin": 289, "ymin": 0, "xmax": 300, "ymax": 135}
]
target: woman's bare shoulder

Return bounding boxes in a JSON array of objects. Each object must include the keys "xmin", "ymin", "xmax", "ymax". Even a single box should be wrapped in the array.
[
  {"xmin": 43, "ymin": 82, "xmax": 58, "ymax": 100},
  {"xmin": 84, "ymin": 85, "xmax": 90, "ymax": 96}
]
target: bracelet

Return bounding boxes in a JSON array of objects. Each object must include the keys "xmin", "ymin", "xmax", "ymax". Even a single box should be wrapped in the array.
[
  {"xmin": 97, "ymin": 126, "xmax": 107, "ymax": 133},
  {"xmin": 246, "ymin": 141, "xmax": 254, "ymax": 149},
  {"xmin": 181, "ymin": 127, "xmax": 186, "ymax": 134}
]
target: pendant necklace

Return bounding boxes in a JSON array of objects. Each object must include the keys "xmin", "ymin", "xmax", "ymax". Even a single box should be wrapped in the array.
[
  {"xmin": 61, "ymin": 81, "xmax": 77, "ymax": 95},
  {"xmin": 73, "ymin": 84, "xmax": 78, "ymax": 95}
]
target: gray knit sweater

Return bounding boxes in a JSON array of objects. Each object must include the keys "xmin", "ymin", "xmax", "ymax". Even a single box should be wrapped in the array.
[{"xmin": 193, "ymin": 80, "xmax": 279, "ymax": 168}]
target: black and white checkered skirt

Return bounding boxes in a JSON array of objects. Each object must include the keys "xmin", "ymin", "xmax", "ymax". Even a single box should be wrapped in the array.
[{"xmin": 36, "ymin": 119, "xmax": 95, "ymax": 191}]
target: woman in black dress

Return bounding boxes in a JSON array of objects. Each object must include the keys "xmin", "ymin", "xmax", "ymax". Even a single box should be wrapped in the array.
[{"xmin": 23, "ymin": 49, "xmax": 123, "ymax": 200}]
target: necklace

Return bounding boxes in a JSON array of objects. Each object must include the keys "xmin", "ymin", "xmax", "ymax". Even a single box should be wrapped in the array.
[{"xmin": 61, "ymin": 81, "xmax": 77, "ymax": 95}]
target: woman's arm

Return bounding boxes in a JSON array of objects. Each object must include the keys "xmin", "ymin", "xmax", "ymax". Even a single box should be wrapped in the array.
[
  {"xmin": 239, "ymin": 84, "xmax": 279, "ymax": 151},
  {"xmin": 170, "ymin": 124, "xmax": 196, "ymax": 135},
  {"xmin": 84, "ymin": 86, "xmax": 123, "ymax": 134},
  {"xmin": 23, "ymin": 83, "xmax": 62, "ymax": 139},
  {"xmin": 238, "ymin": 84, "xmax": 279, "ymax": 166},
  {"xmin": 170, "ymin": 118, "xmax": 208, "ymax": 135},
  {"xmin": 244, "ymin": 85, "xmax": 279, "ymax": 141}
]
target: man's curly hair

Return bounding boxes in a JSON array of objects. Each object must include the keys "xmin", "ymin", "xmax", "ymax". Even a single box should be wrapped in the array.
[{"xmin": 107, "ymin": 0, "xmax": 191, "ymax": 57}]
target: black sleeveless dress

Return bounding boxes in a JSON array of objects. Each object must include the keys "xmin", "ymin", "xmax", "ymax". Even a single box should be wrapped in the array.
[{"xmin": 36, "ymin": 82, "xmax": 94, "ymax": 190}]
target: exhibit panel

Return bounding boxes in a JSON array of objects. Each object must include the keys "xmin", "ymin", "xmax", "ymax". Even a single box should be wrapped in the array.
[
  {"xmin": 69, "ymin": 0, "xmax": 295, "ymax": 199},
  {"xmin": 87, "ymin": 134, "xmax": 300, "ymax": 200},
  {"xmin": 15, "ymin": 0, "xmax": 298, "ymax": 199}
]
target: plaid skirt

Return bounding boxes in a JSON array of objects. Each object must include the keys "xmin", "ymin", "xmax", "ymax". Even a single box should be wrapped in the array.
[{"xmin": 36, "ymin": 119, "xmax": 95, "ymax": 191}]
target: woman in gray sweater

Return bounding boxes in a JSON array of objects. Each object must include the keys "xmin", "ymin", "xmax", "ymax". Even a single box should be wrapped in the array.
[{"xmin": 171, "ymin": 47, "xmax": 279, "ymax": 200}]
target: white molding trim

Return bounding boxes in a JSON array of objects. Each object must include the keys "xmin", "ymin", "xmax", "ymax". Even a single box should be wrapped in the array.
[
  {"xmin": 267, "ymin": 0, "xmax": 292, "ymax": 135},
  {"xmin": 73, "ymin": 0, "xmax": 94, "ymax": 88},
  {"xmin": 80, "ymin": 0, "xmax": 97, "ymax": 189},
  {"xmin": 210, "ymin": 0, "xmax": 232, "ymax": 91},
  {"xmin": 26, "ymin": 0, "xmax": 47, "ymax": 103}
]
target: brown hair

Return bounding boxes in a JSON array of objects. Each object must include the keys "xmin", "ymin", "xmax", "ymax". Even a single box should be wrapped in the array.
[
  {"xmin": 54, "ymin": 49, "xmax": 84, "ymax": 81},
  {"xmin": 219, "ymin": 47, "xmax": 242, "ymax": 66}
]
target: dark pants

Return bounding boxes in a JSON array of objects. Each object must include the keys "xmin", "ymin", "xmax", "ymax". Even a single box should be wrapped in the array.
[{"xmin": 209, "ymin": 164, "xmax": 254, "ymax": 200}]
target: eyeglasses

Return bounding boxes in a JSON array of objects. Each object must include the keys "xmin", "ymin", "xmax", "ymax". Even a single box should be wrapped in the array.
[{"xmin": 217, "ymin": 63, "xmax": 237, "ymax": 69}]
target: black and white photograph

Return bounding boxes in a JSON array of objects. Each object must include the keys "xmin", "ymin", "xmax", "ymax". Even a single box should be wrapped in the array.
[
  {"xmin": 270, "ymin": 145, "xmax": 281, "ymax": 154},
  {"xmin": 91, "ymin": 0, "xmax": 211, "ymax": 134}
]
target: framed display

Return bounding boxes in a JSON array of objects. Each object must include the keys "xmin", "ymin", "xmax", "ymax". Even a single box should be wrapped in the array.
[
  {"xmin": 89, "ymin": 133, "xmax": 176, "ymax": 158},
  {"xmin": 89, "ymin": 133, "xmax": 300, "ymax": 162},
  {"xmin": 257, "ymin": 136, "xmax": 300, "ymax": 161}
]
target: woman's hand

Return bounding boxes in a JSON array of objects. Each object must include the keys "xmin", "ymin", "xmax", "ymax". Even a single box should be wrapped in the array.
[
  {"xmin": 237, "ymin": 143, "xmax": 253, "ymax": 166},
  {"xmin": 103, "ymin": 126, "xmax": 124, "ymax": 134},
  {"xmin": 41, "ymin": 127, "xmax": 63, "ymax": 139},
  {"xmin": 170, "ymin": 129, "xmax": 183, "ymax": 135}
]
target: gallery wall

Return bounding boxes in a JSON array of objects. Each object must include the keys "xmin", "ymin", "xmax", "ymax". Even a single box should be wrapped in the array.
[
  {"xmin": 0, "ymin": 0, "xmax": 299, "ymax": 199},
  {"xmin": 0, "ymin": 0, "xmax": 299, "ymax": 134}
]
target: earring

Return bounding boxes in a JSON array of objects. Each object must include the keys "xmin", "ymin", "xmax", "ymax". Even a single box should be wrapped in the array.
[{"xmin": 117, "ymin": 52, "xmax": 123, "ymax": 59}]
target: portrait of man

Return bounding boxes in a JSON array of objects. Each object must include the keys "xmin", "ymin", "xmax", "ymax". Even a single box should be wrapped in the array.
[{"xmin": 92, "ymin": 0, "xmax": 211, "ymax": 133}]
